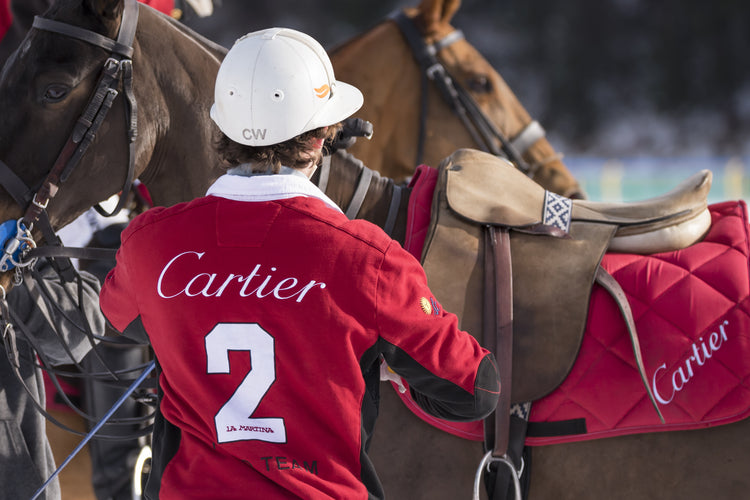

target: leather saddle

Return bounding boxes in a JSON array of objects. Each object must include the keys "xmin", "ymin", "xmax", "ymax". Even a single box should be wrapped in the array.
[{"xmin": 421, "ymin": 148, "xmax": 712, "ymax": 410}]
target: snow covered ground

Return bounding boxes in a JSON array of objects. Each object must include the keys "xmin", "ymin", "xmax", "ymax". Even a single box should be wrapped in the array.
[{"xmin": 564, "ymin": 155, "xmax": 750, "ymax": 204}]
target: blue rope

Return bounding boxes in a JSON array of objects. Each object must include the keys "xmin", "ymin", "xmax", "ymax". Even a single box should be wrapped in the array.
[{"xmin": 30, "ymin": 360, "xmax": 156, "ymax": 500}]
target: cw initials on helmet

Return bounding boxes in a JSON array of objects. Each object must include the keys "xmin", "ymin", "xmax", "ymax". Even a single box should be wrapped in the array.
[{"xmin": 210, "ymin": 27, "xmax": 363, "ymax": 146}]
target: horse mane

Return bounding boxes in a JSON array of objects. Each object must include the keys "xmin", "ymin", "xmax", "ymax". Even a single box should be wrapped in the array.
[
  {"xmin": 327, "ymin": 20, "xmax": 381, "ymax": 56},
  {"xmin": 157, "ymin": 10, "xmax": 226, "ymax": 62}
]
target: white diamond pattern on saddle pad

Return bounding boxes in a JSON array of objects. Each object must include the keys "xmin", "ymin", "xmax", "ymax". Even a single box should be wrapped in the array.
[
  {"xmin": 510, "ymin": 402, "xmax": 532, "ymax": 421},
  {"xmin": 543, "ymin": 191, "xmax": 572, "ymax": 233}
]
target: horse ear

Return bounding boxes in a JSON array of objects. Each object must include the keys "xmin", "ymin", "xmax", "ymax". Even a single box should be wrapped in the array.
[
  {"xmin": 415, "ymin": 0, "xmax": 461, "ymax": 35},
  {"xmin": 84, "ymin": 0, "xmax": 124, "ymax": 21}
]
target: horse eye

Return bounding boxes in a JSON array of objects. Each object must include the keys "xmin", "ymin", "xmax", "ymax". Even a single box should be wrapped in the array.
[
  {"xmin": 466, "ymin": 75, "xmax": 493, "ymax": 94},
  {"xmin": 43, "ymin": 84, "xmax": 70, "ymax": 103}
]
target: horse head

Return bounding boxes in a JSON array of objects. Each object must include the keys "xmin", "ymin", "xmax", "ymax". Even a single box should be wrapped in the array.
[
  {"xmin": 0, "ymin": 0, "xmax": 225, "ymax": 287},
  {"xmin": 330, "ymin": 0, "xmax": 584, "ymax": 199}
]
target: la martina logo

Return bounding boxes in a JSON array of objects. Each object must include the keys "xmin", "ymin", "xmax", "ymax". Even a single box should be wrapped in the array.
[{"xmin": 651, "ymin": 320, "xmax": 730, "ymax": 406}]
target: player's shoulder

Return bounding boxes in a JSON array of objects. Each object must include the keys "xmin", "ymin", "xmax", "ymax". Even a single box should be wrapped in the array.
[
  {"xmin": 338, "ymin": 218, "xmax": 394, "ymax": 254},
  {"xmin": 121, "ymin": 196, "xmax": 216, "ymax": 243},
  {"xmin": 280, "ymin": 196, "xmax": 395, "ymax": 254}
]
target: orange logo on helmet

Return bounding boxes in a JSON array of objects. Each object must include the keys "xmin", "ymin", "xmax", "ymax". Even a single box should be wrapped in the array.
[{"xmin": 314, "ymin": 84, "xmax": 330, "ymax": 99}]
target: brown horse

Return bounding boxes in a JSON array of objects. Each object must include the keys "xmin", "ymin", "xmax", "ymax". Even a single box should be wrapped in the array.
[
  {"xmin": 2, "ymin": 2, "xmax": 746, "ymax": 500},
  {"xmin": 330, "ymin": 0, "xmax": 584, "ymax": 199},
  {"xmin": 319, "ymin": 149, "xmax": 749, "ymax": 500}
]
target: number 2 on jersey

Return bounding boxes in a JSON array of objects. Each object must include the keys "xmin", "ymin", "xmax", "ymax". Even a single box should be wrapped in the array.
[{"xmin": 205, "ymin": 323, "xmax": 286, "ymax": 443}]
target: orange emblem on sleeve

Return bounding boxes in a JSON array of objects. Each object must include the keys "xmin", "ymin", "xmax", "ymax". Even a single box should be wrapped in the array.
[{"xmin": 420, "ymin": 297, "xmax": 432, "ymax": 315}]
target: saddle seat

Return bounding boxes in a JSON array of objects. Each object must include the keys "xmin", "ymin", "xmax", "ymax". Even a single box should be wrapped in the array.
[{"xmin": 444, "ymin": 149, "xmax": 712, "ymax": 254}]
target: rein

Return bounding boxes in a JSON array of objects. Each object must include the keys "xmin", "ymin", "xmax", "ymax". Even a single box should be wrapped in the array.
[
  {"xmin": 319, "ymin": 116, "xmax": 403, "ymax": 237},
  {"xmin": 390, "ymin": 11, "xmax": 545, "ymax": 177},
  {"xmin": 390, "ymin": 12, "xmax": 538, "ymax": 497},
  {"xmin": 318, "ymin": 152, "xmax": 404, "ymax": 237}
]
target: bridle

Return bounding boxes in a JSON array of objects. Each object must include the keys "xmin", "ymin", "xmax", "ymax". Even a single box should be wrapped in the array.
[
  {"xmin": 318, "ymin": 129, "xmax": 405, "ymax": 238},
  {"xmin": 0, "ymin": 0, "xmax": 155, "ymax": 476},
  {"xmin": 318, "ymin": 12, "xmax": 548, "ymax": 241},
  {"xmin": 0, "ymin": 0, "xmax": 140, "ymax": 275},
  {"xmin": 390, "ymin": 11, "xmax": 546, "ymax": 178},
  {"xmin": 316, "ymin": 12, "xmax": 551, "ymax": 238}
]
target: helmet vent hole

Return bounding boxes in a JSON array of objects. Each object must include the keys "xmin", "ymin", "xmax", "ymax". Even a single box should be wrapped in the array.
[{"xmin": 272, "ymin": 89, "xmax": 284, "ymax": 102}]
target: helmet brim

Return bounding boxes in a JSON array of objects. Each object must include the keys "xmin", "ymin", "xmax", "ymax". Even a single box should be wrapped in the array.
[{"xmin": 305, "ymin": 80, "xmax": 364, "ymax": 132}]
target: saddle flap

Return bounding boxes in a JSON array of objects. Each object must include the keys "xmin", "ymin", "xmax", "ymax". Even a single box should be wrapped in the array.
[{"xmin": 422, "ymin": 149, "xmax": 618, "ymax": 403}]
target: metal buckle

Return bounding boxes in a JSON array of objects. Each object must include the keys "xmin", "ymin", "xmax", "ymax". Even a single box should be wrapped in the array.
[
  {"xmin": 31, "ymin": 193, "xmax": 49, "ymax": 210},
  {"xmin": 425, "ymin": 62, "xmax": 445, "ymax": 81},
  {"xmin": 0, "ymin": 219, "xmax": 37, "ymax": 272}
]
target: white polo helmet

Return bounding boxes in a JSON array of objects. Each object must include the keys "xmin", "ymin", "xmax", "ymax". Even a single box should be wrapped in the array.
[{"xmin": 210, "ymin": 27, "xmax": 364, "ymax": 146}]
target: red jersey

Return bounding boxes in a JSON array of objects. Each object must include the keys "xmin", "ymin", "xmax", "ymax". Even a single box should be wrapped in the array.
[
  {"xmin": 0, "ymin": 2, "xmax": 10, "ymax": 42},
  {"xmin": 139, "ymin": 0, "xmax": 175, "ymax": 16},
  {"xmin": 100, "ymin": 172, "xmax": 499, "ymax": 499}
]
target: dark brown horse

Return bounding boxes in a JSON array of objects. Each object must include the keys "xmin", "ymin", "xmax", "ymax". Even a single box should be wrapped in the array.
[
  {"xmin": 1, "ymin": 1, "xmax": 746, "ymax": 500},
  {"xmin": 0, "ymin": 1, "xmax": 225, "ymax": 497}
]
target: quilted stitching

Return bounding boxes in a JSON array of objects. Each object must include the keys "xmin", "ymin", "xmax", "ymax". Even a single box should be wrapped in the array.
[{"xmin": 527, "ymin": 201, "xmax": 750, "ymax": 445}]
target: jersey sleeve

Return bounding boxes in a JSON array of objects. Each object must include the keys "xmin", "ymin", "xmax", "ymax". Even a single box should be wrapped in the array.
[
  {"xmin": 374, "ymin": 241, "xmax": 500, "ymax": 421},
  {"xmin": 99, "ymin": 243, "xmax": 141, "ymax": 336}
]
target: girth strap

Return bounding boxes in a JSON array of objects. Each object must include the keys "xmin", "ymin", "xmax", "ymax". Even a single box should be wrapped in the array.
[
  {"xmin": 318, "ymin": 155, "xmax": 332, "ymax": 193},
  {"xmin": 318, "ymin": 153, "xmax": 402, "ymax": 238},
  {"xmin": 383, "ymin": 185, "xmax": 402, "ymax": 236}
]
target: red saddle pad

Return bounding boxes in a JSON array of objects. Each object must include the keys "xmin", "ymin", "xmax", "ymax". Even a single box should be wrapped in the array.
[
  {"xmin": 526, "ymin": 200, "xmax": 750, "ymax": 445},
  {"xmin": 400, "ymin": 173, "xmax": 750, "ymax": 444}
]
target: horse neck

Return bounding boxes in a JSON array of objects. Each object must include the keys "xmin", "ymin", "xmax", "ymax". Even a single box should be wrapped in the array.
[
  {"xmin": 436, "ymin": 41, "xmax": 583, "ymax": 198},
  {"xmin": 330, "ymin": 22, "xmax": 424, "ymax": 184},
  {"xmin": 479, "ymin": 69, "xmax": 582, "ymax": 198},
  {"xmin": 132, "ymin": 7, "xmax": 226, "ymax": 207},
  {"xmin": 320, "ymin": 152, "xmax": 410, "ymax": 244}
]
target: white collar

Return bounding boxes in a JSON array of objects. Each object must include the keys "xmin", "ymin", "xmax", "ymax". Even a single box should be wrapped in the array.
[{"xmin": 206, "ymin": 171, "xmax": 343, "ymax": 213}]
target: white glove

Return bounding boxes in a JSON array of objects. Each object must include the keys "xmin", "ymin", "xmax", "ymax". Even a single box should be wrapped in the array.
[
  {"xmin": 184, "ymin": 0, "xmax": 213, "ymax": 17},
  {"xmin": 379, "ymin": 357, "xmax": 407, "ymax": 393}
]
